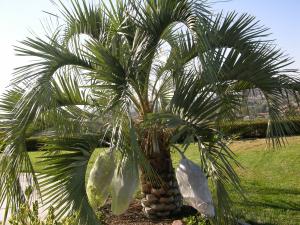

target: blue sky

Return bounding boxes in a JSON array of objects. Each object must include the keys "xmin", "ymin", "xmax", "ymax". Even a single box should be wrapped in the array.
[
  {"xmin": 214, "ymin": 0, "xmax": 300, "ymax": 68},
  {"xmin": 0, "ymin": 0, "xmax": 299, "ymax": 93}
]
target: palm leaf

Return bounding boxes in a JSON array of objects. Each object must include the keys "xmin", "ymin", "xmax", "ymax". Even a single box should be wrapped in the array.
[{"xmin": 37, "ymin": 136, "xmax": 100, "ymax": 225}]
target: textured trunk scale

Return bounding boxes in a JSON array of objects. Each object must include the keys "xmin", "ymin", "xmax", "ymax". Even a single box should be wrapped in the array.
[{"xmin": 140, "ymin": 150, "xmax": 183, "ymax": 219}]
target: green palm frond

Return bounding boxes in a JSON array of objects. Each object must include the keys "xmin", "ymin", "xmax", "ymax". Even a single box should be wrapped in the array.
[
  {"xmin": 192, "ymin": 12, "xmax": 299, "ymax": 146},
  {"xmin": 38, "ymin": 136, "xmax": 99, "ymax": 224},
  {"xmin": 197, "ymin": 136, "xmax": 242, "ymax": 224},
  {"xmin": 202, "ymin": 12, "xmax": 270, "ymax": 50},
  {"xmin": 1, "ymin": 0, "xmax": 300, "ymax": 224}
]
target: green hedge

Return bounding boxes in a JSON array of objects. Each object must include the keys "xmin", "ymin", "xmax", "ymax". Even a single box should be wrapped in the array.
[
  {"xmin": 222, "ymin": 118, "xmax": 300, "ymax": 139},
  {"xmin": 23, "ymin": 118, "xmax": 300, "ymax": 151},
  {"xmin": 25, "ymin": 134, "xmax": 110, "ymax": 151},
  {"xmin": 0, "ymin": 137, "xmax": 46, "ymax": 152},
  {"xmin": 222, "ymin": 120, "xmax": 268, "ymax": 138},
  {"xmin": 3, "ymin": 118, "xmax": 300, "ymax": 152},
  {"xmin": 25, "ymin": 137, "xmax": 45, "ymax": 151}
]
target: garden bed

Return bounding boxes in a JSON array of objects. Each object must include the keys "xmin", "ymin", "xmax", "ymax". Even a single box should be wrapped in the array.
[{"xmin": 100, "ymin": 199, "xmax": 199, "ymax": 225}]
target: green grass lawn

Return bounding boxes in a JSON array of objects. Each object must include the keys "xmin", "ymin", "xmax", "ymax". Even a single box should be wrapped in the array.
[
  {"xmin": 228, "ymin": 138, "xmax": 300, "ymax": 225},
  {"xmin": 28, "ymin": 136, "xmax": 300, "ymax": 225}
]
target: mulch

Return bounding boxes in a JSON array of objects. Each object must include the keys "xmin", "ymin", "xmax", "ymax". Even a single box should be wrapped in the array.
[{"xmin": 100, "ymin": 199, "xmax": 198, "ymax": 225}]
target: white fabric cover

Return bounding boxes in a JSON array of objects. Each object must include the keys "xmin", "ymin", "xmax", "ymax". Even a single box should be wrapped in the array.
[
  {"xmin": 111, "ymin": 159, "xmax": 139, "ymax": 215},
  {"xmin": 86, "ymin": 152, "xmax": 115, "ymax": 208},
  {"xmin": 175, "ymin": 158, "xmax": 215, "ymax": 217}
]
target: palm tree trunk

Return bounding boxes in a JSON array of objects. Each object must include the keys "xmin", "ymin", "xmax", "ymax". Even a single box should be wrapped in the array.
[{"xmin": 140, "ymin": 150, "xmax": 182, "ymax": 219}]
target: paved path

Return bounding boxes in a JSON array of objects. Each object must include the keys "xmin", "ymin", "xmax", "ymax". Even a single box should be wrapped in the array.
[{"xmin": 0, "ymin": 174, "xmax": 61, "ymax": 224}]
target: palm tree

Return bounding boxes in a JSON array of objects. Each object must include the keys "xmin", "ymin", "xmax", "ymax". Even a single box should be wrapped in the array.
[{"xmin": 0, "ymin": 0, "xmax": 299, "ymax": 224}]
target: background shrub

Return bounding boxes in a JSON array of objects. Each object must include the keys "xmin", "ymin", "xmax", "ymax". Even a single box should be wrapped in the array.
[
  {"xmin": 8, "ymin": 186, "xmax": 79, "ymax": 225},
  {"xmin": 3, "ymin": 118, "xmax": 300, "ymax": 152},
  {"xmin": 222, "ymin": 117, "xmax": 300, "ymax": 139}
]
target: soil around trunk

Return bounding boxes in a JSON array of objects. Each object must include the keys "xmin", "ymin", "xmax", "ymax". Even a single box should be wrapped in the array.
[{"xmin": 100, "ymin": 199, "xmax": 198, "ymax": 225}]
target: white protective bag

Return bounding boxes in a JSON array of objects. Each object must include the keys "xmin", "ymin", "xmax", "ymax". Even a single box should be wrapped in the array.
[
  {"xmin": 86, "ymin": 151, "xmax": 115, "ymax": 208},
  {"xmin": 111, "ymin": 158, "xmax": 139, "ymax": 215},
  {"xmin": 175, "ymin": 157, "xmax": 215, "ymax": 217}
]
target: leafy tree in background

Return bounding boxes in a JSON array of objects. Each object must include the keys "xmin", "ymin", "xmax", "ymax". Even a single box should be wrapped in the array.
[{"xmin": 0, "ymin": 0, "xmax": 299, "ymax": 224}]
